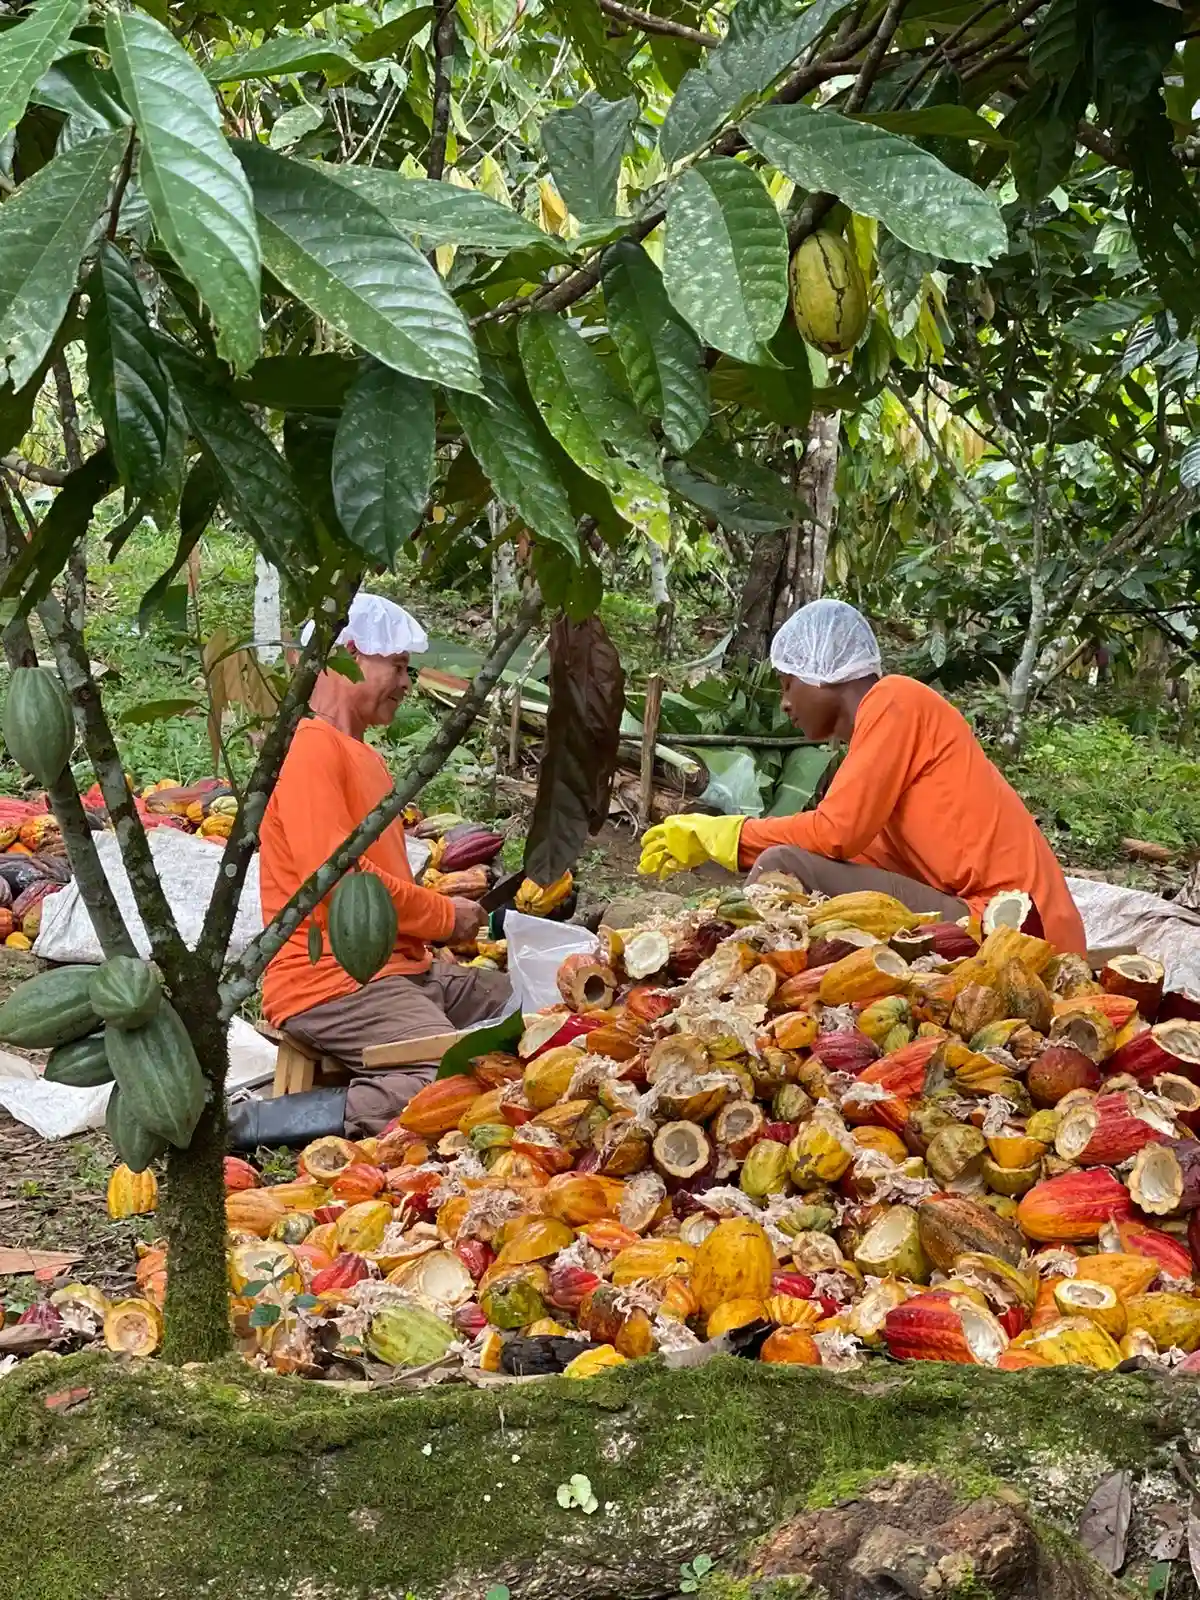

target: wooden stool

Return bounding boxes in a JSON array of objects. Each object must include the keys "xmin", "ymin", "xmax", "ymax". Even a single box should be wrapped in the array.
[{"xmin": 258, "ymin": 1024, "xmax": 345, "ymax": 1098}]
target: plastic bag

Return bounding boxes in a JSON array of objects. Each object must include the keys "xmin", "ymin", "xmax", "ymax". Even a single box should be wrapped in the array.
[{"xmin": 504, "ymin": 911, "xmax": 599, "ymax": 1014}]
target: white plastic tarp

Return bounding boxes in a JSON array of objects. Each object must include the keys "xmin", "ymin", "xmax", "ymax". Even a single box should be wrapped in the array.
[{"xmin": 1067, "ymin": 875, "xmax": 1200, "ymax": 996}]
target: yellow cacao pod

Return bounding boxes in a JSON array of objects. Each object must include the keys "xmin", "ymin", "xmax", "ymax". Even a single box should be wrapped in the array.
[{"xmin": 789, "ymin": 232, "xmax": 869, "ymax": 356}]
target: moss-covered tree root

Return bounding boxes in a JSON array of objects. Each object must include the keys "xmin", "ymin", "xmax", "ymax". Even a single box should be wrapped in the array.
[{"xmin": 1, "ymin": 1353, "xmax": 1194, "ymax": 1600}]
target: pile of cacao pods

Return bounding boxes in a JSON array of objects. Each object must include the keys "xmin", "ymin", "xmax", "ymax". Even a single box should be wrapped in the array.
[
  {"xmin": 34, "ymin": 877, "xmax": 1200, "ymax": 1380},
  {"xmin": 0, "ymin": 798, "xmax": 72, "ymax": 948}
]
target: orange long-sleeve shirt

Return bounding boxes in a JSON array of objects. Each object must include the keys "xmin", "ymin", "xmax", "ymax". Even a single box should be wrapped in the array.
[
  {"xmin": 260, "ymin": 716, "xmax": 455, "ymax": 1026},
  {"xmin": 739, "ymin": 676, "xmax": 1085, "ymax": 953}
]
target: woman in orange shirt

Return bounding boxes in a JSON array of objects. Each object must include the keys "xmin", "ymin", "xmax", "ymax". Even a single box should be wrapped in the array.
[{"xmin": 639, "ymin": 599, "xmax": 1085, "ymax": 952}]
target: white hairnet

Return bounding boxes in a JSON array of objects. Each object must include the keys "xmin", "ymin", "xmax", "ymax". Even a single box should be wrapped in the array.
[
  {"xmin": 301, "ymin": 592, "xmax": 429, "ymax": 656},
  {"xmin": 769, "ymin": 598, "xmax": 882, "ymax": 686}
]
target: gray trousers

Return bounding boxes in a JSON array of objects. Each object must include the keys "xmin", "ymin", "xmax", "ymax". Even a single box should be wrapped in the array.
[{"xmin": 746, "ymin": 845, "xmax": 968, "ymax": 920}]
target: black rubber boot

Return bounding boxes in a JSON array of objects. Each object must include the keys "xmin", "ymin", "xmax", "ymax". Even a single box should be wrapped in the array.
[{"xmin": 226, "ymin": 1087, "xmax": 348, "ymax": 1151}]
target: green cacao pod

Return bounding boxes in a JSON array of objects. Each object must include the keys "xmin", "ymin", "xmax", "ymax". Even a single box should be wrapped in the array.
[
  {"xmin": 328, "ymin": 871, "xmax": 397, "ymax": 985},
  {"xmin": 307, "ymin": 921, "xmax": 323, "ymax": 964},
  {"xmin": 45, "ymin": 1030, "xmax": 114, "ymax": 1087},
  {"xmin": 0, "ymin": 965, "xmax": 99, "ymax": 1048},
  {"xmin": 89, "ymin": 956, "xmax": 163, "ymax": 1030},
  {"xmin": 106, "ymin": 1083, "xmax": 169, "ymax": 1174},
  {"xmin": 789, "ymin": 232, "xmax": 869, "ymax": 356},
  {"xmin": 367, "ymin": 1304, "xmax": 455, "ymax": 1367},
  {"xmin": 2, "ymin": 666, "xmax": 74, "ymax": 787},
  {"xmin": 105, "ymin": 1001, "xmax": 207, "ymax": 1148}
]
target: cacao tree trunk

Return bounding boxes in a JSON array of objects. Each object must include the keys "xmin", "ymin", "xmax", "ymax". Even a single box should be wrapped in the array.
[
  {"xmin": 253, "ymin": 556, "xmax": 283, "ymax": 665},
  {"xmin": 161, "ymin": 994, "xmax": 232, "ymax": 1363},
  {"xmin": 491, "ymin": 504, "xmax": 517, "ymax": 628},
  {"xmin": 732, "ymin": 412, "xmax": 840, "ymax": 660}
]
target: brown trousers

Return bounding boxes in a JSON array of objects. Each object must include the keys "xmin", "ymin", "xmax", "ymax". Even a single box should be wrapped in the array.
[
  {"xmin": 746, "ymin": 845, "xmax": 968, "ymax": 920},
  {"xmin": 284, "ymin": 965, "xmax": 513, "ymax": 1138}
]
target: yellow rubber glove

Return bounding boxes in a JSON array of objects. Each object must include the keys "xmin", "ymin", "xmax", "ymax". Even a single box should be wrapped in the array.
[{"xmin": 638, "ymin": 814, "xmax": 746, "ymax": 879}]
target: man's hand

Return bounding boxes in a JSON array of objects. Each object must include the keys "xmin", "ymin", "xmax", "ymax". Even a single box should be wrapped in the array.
[{"xmin": 447, "ymin": 895, "xmax": 487, "ymax": 943}]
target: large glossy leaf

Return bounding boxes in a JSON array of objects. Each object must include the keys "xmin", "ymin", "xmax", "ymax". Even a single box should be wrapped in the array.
[
  {"xmin": 0, "ymin": 0, "xmax": 86, "ymax": 142},
  {"xmin": 235, "ymin": 142, "xmax": 481, "ymax": 393},
  {"xmin": 107, "ymin": 11, "xmax": 262, "ymax": 373},
  {"xmin": 659, "ymin": 0, "xmax": 849, "ymax": 167},
  {"xmin": 31, "ymin": 53, "xmax": 129, "ymax": 130},
  {"xmin": 663, "ymin": 159, "xmax": 787, "ymax": 364},
  {"xmin": 205, "ymin": 37, "xmax": 356, "ymax": 83},
  {"xmin": 451, "ymin": 357, "xmax": 578, "ymax": 553},
  {"xmin": 164, "ymin": 348, "xmax": 314, "ymax": 570},
  {"xmin": 353, "ymin": 7, "xmax": 435, "ymax": 62},
  {"xmin": 743, "ymin": 104, "xmax": 1008, "ymax": 266},
  {"xmin": 523, "ymin": 615, "xmax": 625, "ymax": 886},
  {"xmin": 666, "ymin": 435, "xmax": 804, "ymax": 532},
  {"xmin": 602, "ymin": 240, "xmax": 709, "ymax": 453},
  {"xmin": 331, "ymin": 363, "xmax": 434, "ymax": 563},
  {"xmin": 541, "ymin": 92, "xmax": 634, "ymax": 221},
  {"xmin": 326, "ymin": 166, "xmax": 570, "ymax": 259},
  {"xmin": 2, "ymin": 450, "xmax": 114, "ymax": 618},
  {"xmin": 858, "ymin": 105, "xmax": 1011, "ymax": 146},
  {"xmin": 1181, "ymin": 438, "xmax": 1200, "ymax": 491},
  {"xmin": 235, "ymin": 353, "xmax": 360, "ymax": 411},
  {"xmin": 84, "ymin": 241, "xmax": 172, "ymax": 499},
  {"xmin": 138, "ymin": 454, "xmax": 219, "ymax": 627},
  {"xmin": 0, "ymin": 131, "xmax": 124, "ymax": 389}
]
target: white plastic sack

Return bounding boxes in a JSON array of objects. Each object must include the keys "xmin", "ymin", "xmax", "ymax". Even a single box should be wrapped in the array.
[
  {"xmin": 504, "ymin": 911, "xmax": 599, "ymax": 1015},
  {"xmin": 1068, "ymin": 876, "xmax": 1200, "ymax": 996},
  {"xmin": 0, "ymin": 1017, "xmax": 279, "ymax": 1140},
  {"xmin": 35, "ymin": 830, "xmax": 263, "ymax": 966}
]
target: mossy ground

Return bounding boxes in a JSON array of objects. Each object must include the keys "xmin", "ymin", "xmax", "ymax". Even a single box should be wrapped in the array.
[{"xmin": 0, "ymin": 1353, "xmax": 1187, "ymax": 1599}]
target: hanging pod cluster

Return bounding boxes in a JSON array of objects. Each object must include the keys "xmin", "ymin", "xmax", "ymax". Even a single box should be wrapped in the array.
[{"xmin": 6, "ymin": 954, "xmax": 208, "ymax": 1171}]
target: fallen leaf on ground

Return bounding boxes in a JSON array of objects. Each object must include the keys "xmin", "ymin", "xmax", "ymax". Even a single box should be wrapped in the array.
[
  {"xmin": 0, "ymin": 1247, "xmax": 83, "ymax": 1276},
  {"xmin": 1078, "ymin": 1469, "xmax": 1132, "ymax": 1573}
]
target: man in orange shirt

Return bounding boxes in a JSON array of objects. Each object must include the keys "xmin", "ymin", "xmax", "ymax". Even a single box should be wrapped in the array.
[
  {"xmin": 252, "ymin": 593, "xmax": 512, "ymax": 1138},
  {"xmin": 639, "ymin": 599, "xmax": 1085, "ymax": 952}
]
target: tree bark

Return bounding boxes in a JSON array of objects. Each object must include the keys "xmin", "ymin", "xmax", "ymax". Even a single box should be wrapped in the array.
[
  {"xmin": 732, "ymin": 413, "xmax": 840, "ymax": 661},
  {"xmin": 252, "ymin": 556, "xmax": 282, "ymax": 665}
]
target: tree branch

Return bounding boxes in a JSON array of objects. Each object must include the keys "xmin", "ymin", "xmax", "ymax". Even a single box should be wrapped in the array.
[
  {"xmin": 427, "ymin": 0, "xmax": 457, "ymax": 184},
  {"xmin": 893, "ymin": 0, "xmax": 1008, "ymax": 109},
  {"xmin": 595, "ymin": 0, "xmax": 718, "ymax": 48},
  {"xmin": 37, "ymin": 592, "xmax": 193, "ymax": 978},
  {"xmin": 1, "ymin": 454, "xmax": 68, "ymax": 487},
  {"xmin": 218, "ymin": 589, "xmax": 542, "ymax": 1019},
  {"xmin": 107, "ymin": 127, "xmax": 136, "ymax": 241},
  {"xmin": 844, "ymin": 0, "xmax": 908, "ymax": 114},
  {"xmin": 52, "ymin": 357, "xmax": 87, "ymax": 634},
  {"xmin": 0, "ymin": 485, "xmax": 136, "ymax": 958},
  {"xmin": 194, "ymin": 596, "xmax": 351, "ymax": 968}
]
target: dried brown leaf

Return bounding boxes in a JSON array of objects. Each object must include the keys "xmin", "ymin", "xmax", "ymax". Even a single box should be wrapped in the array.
[{"xmin": 1078, "ymin": 1469, "xmax": 1132, "ymax": 1574}]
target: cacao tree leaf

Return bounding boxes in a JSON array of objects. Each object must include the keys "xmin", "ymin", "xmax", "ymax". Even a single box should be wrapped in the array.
[
  {"xmin": 523, "ymin": 614, "xmax": 625, "ymax": 886},
  {"xmin": 659, "ymin": 0, "xmax": 850, "ymax": 167},
  {"xmin": 84, "ymin": 241, "xmax": 173, "ymax": 499},
  {"xmin": 331, "ymin": 362, "xmax": 434, "ymax": 563},
  {"xmin": 1180, "ymin": 437, "xmax": 1200, "ymax": 490},
  {"xmin": 107, "ymin": 11, "xmax": 262, "ymax": 374},
  {"xmin": 602, "ymin": 239, "xmax": 709, "ymax": 453},
  {"xmin": 663, "ymin": 158, "xmax": 788, "ymax": 364},
  {"xmin": 0, "ymin": 351, "xmax": 56, "ymax": 460},
  {"xmin": 283, "ymin": 412, "xmax": 342, "ymax": 546},
  {"xmin": 0, "ymin": 131, "xmax": 124, "ymax": 389},
  {"xmin": 138, "ymin": 456, "xmax": 218, "ymax": 628},
  {"xmin": 234, "ymin": 353, "xmax": 360, "ymax": 412},
  {"xmin": 1077, "ymin": 1470, "xmax": 1131, "ymax": 1575},
  {"xmin": 325, "ymin": 165, "xmax": 571, "ymax": 259},
  {"xmin": 353, "ymin": 7, "xmax": 435, "ymax": 62},
  {"xmin": 541, "ymin": 92, "xmax": 635, "ymax": 221},
  {"xmin": 538, "ymin": 0, "xmax": 634, "ymax": 100},
  {"xmin": 2, "ymin": 450, "xmax": 115, "ymax": 618},
  {"xmin": 31, "ymin": 53, "xmax": 129, "ymax": 131},
  {"xmin": 743, "ymin": 104, "xmax": 1008, "ymax": 265},
  {"xmin": 0, "ymin": 0, "xmax": 87, "ymax": 142},
  {"xmin": 451, "ymin": 358, "xmax": 578, "ymax": 554},
  {"xmin": 235, "ymin": 141, "xmax": 481, "ymax": 393},
  {"xmin": 164, "ymin": 347, "xmax": 315, "ymax": 570},
  {"xmin": 856, "ymin": 105, "xmax": 1010, "ymax": 146},
  {"xmin": 205, "ymin": 37, "xmax": 356, "ymax": 83},
  {"xmin": 119, "ymin": 697, "xmax": 203, "ymax": 724},
  {"xmin": 436, "ymin": 1010, "xmax": 523, "ymax": 1079}
]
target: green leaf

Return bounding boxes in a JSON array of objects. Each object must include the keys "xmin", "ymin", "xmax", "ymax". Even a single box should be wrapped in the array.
[
  {"xmin": 659, "ymin": 0, "xmax": 850, "ymax": 167},
  {"xmin": 247, "ymin": 1302, "xmax": 281, "ymax": 1328},
  {"xmin": 436, "ymin": 1010, "xmax": 524, "ymax": 1079},
  {"xmin": 164, "ymin": 348, "xmax": 315, "ymax": 570},
  {"xmin": 666, "ymin": 436, "xmax": 803, "ymax": 531},
  {"xmin": 768, "ymin": 744, "xmax": 831, "ymax": 814},
  {"xmin": 107, "ymin": 11, "xmax": 262, "ymax": 374},
  {"xmin": 663, "ymin": 159, "xmax": 787, "ymax": 364},
  {"xmin": 31, "ymin": 53, "xmax": 129, "ymax": 132},
  {"xmin": 856, "ymin": 105, "xmax": 1010, "ymax": 147},
  {"xmin": 268, "ymin": 101, "xmax": 323, "ymax": 150},
  {"xmin": 234, "ymin": 141, "xmax": 481, "ymax": 394},
  {"xmin": 743, "ymin": 104, "xmax": 1008, "ymax": 266},
  {"xmin": 325, "ymin": 166, "xmax": 571, "ymax": 259},
  {"xmin": 1061, "ymin": 297, "xmax": 1159, "ymax": 344},
  {"xmin": 538, "ymin": 0, "xmax": 633, "ymax": 100},
  {"xmin": 542, "ymin": 92, "xmax": 634, "ymax": 222},
  {"xmin": 2, "ymin": 450, "xmax": 115, "ymax": 617},
  {"xmin": 0, "ymin": 131, "xmax": 125, "ymax": 389},
  {"xmin": 601, "ymin": 238, "xmax": 709, "ymax": 453},
  {"xmin": 138, "ymin": 457, "xmax": 215, "ymax": 628},
  {"xmin": 119, "ymin": 697, "xmax": 203, "ymax": 724},
  {"xmin": 353, "ymin": 7, "xmax": 435, "ymax": 62},
  {"xmin": 84, "ymin": 241, "xmax": 173, "ymax": 499},
  {"xmin": 331, "ymin": 362, "xmax": 434, "ymax": 563},
  {"xmin": 1181, "ymin": 438, "xmax": 1200, "ymax": 490},
  {"xmin": 0, "ymin": 0, "xmax": 86, "ymax": 143},
  {"xmin": 0, "ymin": 352, "xmax": 56, "ymax": 460},
  {"xmin": 234, "ymin": 353, "xmax": 359, "ymax": 412},
  {"xmin": 451, "ymin": 357, "xmax": 578, "ymax": 553},
  {"xmin": 205, "ymin": 37, "xmax": 356, "ymax": 84},
  {"xmin": 518, "ymin": 311, "xmax": 659, "ymax": 498}
]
